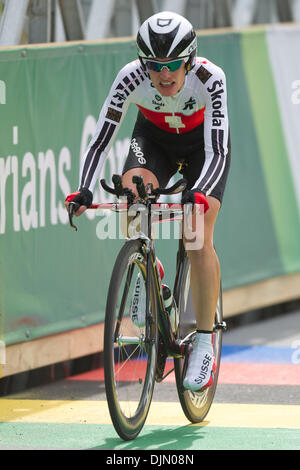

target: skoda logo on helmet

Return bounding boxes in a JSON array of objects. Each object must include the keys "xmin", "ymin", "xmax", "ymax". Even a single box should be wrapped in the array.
[{"xmin": 157, "ymin": 18, "xmax": 173, "ymax": 27}]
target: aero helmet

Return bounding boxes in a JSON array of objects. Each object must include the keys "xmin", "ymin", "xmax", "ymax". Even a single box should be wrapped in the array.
[{"xmin": 137, "ymin": 11, "xmax": 197, "ymax": 72}]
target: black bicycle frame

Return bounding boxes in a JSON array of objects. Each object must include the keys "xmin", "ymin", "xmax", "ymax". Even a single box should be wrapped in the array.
[{"xmin": 68, "ymin": 174, "xmax": 189, "ymax": 357}]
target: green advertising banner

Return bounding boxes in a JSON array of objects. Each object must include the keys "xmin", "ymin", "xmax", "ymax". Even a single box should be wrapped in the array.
[
  {"xmin": 0, "ymin": 26, "xmax": 300, "ymax": 347},
  {"xmin": 0, "ymin": 41, "xmax": 138, "ymax": 346}
]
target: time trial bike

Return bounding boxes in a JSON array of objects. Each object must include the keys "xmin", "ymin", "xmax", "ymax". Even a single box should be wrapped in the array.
[{"xmin": 68, "ymin": 174, "xmax": 226, "ymax": 441}]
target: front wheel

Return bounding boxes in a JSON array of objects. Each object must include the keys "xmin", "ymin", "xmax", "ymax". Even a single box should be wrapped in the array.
[
  {"xmin": 104, "ymin": 240, "xmax": 158, "ymax": 440},
  {"xmin": 174, "ymin": 257, "xmax": 224, "ymax": 422}
]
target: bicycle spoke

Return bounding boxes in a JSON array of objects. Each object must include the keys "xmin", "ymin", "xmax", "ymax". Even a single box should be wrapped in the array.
[
  {"xmin": 115, "ymin": 344, "xmax": 141, "ymax": 379},
  {"xmin": 114, "ymin": 264, "xmax": 134, "ymax": 340}
]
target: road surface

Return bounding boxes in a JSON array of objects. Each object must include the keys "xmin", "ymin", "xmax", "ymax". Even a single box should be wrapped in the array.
[{"xmin": 0, "ymin": 307, "xmax": 299, "ymax": 452}]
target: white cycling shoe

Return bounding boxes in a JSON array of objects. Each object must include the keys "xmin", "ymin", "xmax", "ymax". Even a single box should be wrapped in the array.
[{"xmin": 183, "ymin": 332, "xmax": 216, "ymax": 391}]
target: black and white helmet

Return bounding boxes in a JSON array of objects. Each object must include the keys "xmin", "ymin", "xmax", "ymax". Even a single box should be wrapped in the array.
[{"xmin": 137, "ymin": 11, "xmax": 197, "ymax": 71}]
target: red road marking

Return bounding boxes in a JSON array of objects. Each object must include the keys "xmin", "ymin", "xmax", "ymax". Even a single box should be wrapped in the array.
[
  {"xmin": 67, "ymin": 361, "xmax": 175, "ymax": 382},
  {"xmin": 67, "ymin": 360, "xmax": 300, "ymax": 386},
  {"xmin": 219, "ymin": 362, "xmax": 300, "ymax": 386}
]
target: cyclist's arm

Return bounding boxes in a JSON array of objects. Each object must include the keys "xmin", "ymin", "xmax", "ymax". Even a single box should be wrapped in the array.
[
  {"xmin": 191, "ymin": 63, "xmax": 229, "ymax": 196},
  {"xmin": 78, "ymin": 61, "xmax": 143, "ymax": 196}
]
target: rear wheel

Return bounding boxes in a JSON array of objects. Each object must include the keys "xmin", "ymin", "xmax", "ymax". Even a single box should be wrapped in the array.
[
  {"xmin": 174, "ymin": 257, "xmax": 224, "ymax": 422},
  {"xmin": 104, "ymin": 240, "xmax": 158, "ymax": 440}
]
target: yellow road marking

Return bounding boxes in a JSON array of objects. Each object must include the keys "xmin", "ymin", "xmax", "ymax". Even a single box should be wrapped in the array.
[{"xmin": 0, "ymin": 399, "xmax": 300, "ymax": 429}]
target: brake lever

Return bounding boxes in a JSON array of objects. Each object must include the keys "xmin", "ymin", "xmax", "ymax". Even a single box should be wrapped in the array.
[{"xmin": 68, "ymin": 202, "xmax": 79, "ymax": 231}]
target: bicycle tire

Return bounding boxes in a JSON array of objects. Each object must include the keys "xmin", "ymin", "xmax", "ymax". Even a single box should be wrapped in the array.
[
  {"xmin": 174, "ymin": 256, "xmax": 223, "ymax": 423},
  {"xmin": 104, "ymin": 239, "xmax": 158, "ymax": 440}
]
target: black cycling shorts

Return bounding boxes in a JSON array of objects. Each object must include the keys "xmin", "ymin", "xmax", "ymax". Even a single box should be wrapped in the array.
[{"xmin": 122, "ymin": 112, "xmax": 231, "ymax": 203}]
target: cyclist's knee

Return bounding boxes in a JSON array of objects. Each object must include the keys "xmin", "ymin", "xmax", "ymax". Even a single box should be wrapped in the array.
[{"xmin": 122, "ymin": 168, "xmax": 159, "ymax": 196}]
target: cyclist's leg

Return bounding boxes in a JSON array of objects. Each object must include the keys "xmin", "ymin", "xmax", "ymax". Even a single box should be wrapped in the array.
[
  {"xmin": 182, "ymin": 145, "xmax": 230, "ymax": 391},
  {"xmin": 121, "ymin": 134, "xmax": 177, "ymax": 238},
  {"xmin": 183, "ymin": 198, "xmax": 223, "ymax": 390},
  {"xmin": 122, "ymin": 134, "xmax": 176, "ymax": 192},
  {"xmin": 121, "ymin": 134, "xmax": 176, "ymax": 341},
  {"xmin": 184, "ymin": 196, "xmax": 221, "ymax": 331},
  {"xmin": 182, "ymin": 135, "xmax": 231, "ymax": 332},
  {"xmin": 122, "ymin": 167, "xmax": 159, "ymax": 197},
  {"xmin": 122, "ymin": 167, "xmax": 159, "ymax": 239}
]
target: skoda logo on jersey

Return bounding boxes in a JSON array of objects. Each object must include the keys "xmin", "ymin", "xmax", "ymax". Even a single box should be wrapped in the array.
[
  {"xmin": 152, "ymin": 94, "xmax": 164, "ymax": 110},
  {"xmin": 183, "ymin": 97, "xmax": 196, "ymax": 111}
]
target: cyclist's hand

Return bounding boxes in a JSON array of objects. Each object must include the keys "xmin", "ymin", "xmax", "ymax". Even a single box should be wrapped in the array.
[
  {"xmin": 181, "ymin": 190, "xmax": 209, "ymax": 213},
  {"xmin": 65, "ymin": 188, "xmax": 93, "ymax": 216}
]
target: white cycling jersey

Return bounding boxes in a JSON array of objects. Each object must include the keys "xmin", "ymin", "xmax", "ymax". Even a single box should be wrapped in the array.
[{"xmin": 79, "ymin": 57, "xmax": 229, "ymax": 195}]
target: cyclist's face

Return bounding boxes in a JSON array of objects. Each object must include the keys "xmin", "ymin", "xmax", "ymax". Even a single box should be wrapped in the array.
[{"xmin": 147, "ymin": 58, "xmax": 186, "ymax": 97}]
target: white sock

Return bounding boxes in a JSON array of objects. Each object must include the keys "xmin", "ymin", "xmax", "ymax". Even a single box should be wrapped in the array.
[{"xmin": 194, "ymin": 332, "xmax": 213, "ymax": 355}]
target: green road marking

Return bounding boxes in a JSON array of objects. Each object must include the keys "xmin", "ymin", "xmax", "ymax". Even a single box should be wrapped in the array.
[{"xmin": 0, "ymin": 422, "xmax": 299, "ymax": 450}]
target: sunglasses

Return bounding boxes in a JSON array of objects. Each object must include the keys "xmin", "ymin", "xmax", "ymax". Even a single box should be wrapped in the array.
[{"xmin": 145, "ymin": 58, "xmax": 187, "ymax": 72}]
